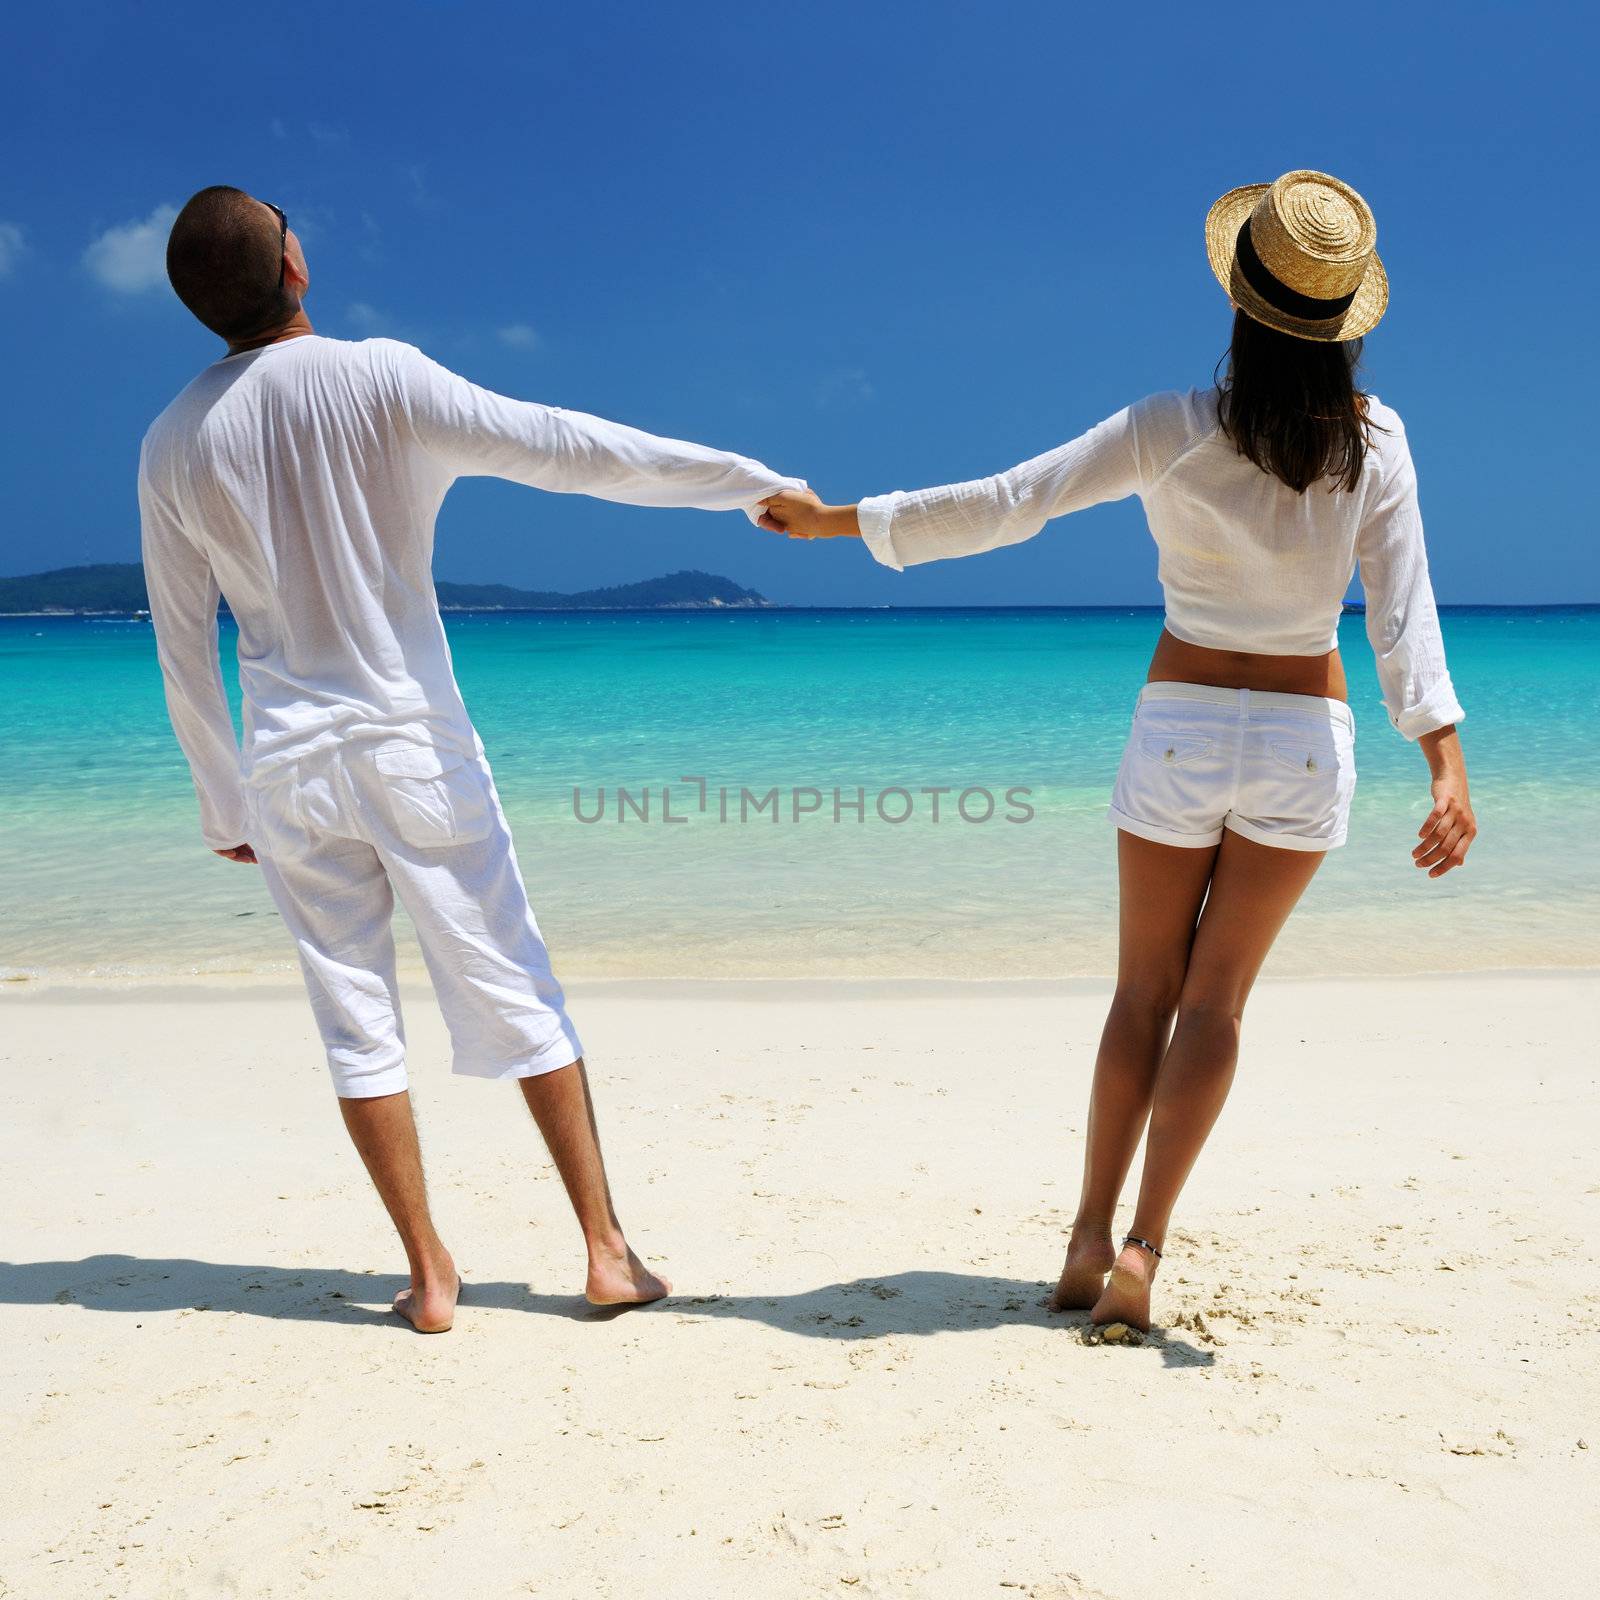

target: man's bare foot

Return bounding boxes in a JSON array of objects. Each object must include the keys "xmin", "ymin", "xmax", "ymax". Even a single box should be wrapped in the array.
[
  {"xmin": 392, "ymin": 1260, "xmax": 460, "ymax": 1334},
  {"xmin": 1089, "ymin": 1241, "xmax": 1158, "ymax": 1332},
  {"xmin": 1050, "ymin": 1226, "xmax": 1116, "ymax": 1311},
  {"xmin": 585, "ymin": 1242, "xmax": 671, "ymax": 1307}
]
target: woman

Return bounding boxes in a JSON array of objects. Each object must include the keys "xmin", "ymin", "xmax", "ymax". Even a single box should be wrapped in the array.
[{"xmin": 759, "ymin": 170, "xmax": 1477, "ymax": 1333}]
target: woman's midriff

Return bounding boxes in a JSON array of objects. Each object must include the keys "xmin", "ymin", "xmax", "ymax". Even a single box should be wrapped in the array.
[{"xmin": 1147, "ymin": 628, "xmax": 1348, "ymax": 701}]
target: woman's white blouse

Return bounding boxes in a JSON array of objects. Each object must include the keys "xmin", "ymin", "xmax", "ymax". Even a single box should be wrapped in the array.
[{"xmin": 857, "ymin": 388, "xmax": 1463, "ymax": 740}]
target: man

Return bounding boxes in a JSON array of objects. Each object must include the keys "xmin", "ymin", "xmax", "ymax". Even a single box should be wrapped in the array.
[{"xmin": 141, "ymin": 185, "xmax": 813, "ymax": 1332}]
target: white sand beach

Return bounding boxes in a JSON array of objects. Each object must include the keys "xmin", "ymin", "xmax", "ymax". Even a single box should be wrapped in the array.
[{"xmin": 3, "ymin": 972, "xmax": 1596, "ymax": 1598}]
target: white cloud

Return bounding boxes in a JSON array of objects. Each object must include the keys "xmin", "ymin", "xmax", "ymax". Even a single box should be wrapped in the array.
[
  {"xmin": 283, "ymin": 202, "xmax": 334, "ymax": 246},
  {"xmin": 404, "ymin": 163, "xmax": 441, "ymax": 213},
  {"xmin": 814, "ymin": 367, "xmax": 875, "ymax": 411},
  {"xmin": 0, "ymin": 222, "xmax": 25, "ymax": 277},
  {"xmin": 270, "ymin": 117, "xmax": 347, "ymax": 146},
  {"xmin": 497, "ymin": 323, "xmax": 539, "ymax": 351},
  {"xmin": 346, "ymin": 301, "xmax": 389, "ymax": 334},
  {"xmin": 83, "ymin": 203, "xmax": 178, "ymax": 293},
  {"xmin": 345, "ymin": 302, "xmax": 417, "ymax": 341}
]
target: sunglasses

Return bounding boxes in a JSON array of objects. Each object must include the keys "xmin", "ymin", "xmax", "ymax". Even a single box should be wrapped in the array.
[{"xmin": 261, "ymin": 200, "xmax": 287, "ymax": 292}]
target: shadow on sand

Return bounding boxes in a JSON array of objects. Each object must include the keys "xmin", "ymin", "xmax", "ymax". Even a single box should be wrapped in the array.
[{"xmin": 1, "ymin": 1255, "xmax": 1214, "ymax": 1366}]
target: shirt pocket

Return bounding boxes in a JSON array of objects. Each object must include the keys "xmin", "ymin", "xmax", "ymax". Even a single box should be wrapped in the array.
[{"xmin": 371, "ymin": 745, "xmax": 493, "ymax": 849}]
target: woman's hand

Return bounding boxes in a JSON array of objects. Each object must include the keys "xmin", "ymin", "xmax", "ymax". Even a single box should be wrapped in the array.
[
  {"xmin": 1413, "ymin": 726, "xmax": 1476, "ymax": 878},
  {"xmin": 758, "ymin": 489, "xmax": 862, "ymax": 541}
]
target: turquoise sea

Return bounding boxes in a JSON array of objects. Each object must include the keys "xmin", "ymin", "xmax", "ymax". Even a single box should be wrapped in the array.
[{"xmin": 2, "ymin": 607, "xmax": 1595, "ymax": 982}]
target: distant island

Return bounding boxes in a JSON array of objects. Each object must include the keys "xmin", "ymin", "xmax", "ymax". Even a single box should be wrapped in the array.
[
  {"xmin": 434, "ymin": 570, "xmax": 771, "ymax": 611},
  {"xmin": 0, "ymin": 563, "xmax": 772, "ymax": 615}
]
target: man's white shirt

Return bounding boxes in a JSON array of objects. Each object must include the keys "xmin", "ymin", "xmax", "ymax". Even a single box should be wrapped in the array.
[{"xmin": 138, "ymin": 334, "xmax": 803, "ymax": 847}]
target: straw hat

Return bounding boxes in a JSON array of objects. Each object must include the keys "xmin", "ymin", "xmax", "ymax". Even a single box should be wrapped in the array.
[{"xmin": 1205, "ymin": 170, "xmax": 1387, "ymax": 341}]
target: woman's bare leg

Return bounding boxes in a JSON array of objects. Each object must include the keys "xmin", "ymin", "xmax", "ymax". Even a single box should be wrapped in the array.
[
  {"xmin": 1090, "ymin": 829, "xmax": 1325, "ymax": 1330},
  {"xmin": 1052, "ymin": 832, "xmax": 1217, "ymax": 1309}
]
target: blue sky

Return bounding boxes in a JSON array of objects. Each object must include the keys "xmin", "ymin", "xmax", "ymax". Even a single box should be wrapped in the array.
[{"xmin": 2, "ymin": 1, "xmax": 1594, "ymax": 605}]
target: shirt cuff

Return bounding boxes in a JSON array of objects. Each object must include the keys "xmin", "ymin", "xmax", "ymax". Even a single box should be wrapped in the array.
[
  {"xmin": 1389, "ymin": 675, "xmax": 1465, "ymax": 741},
  {"xmin": 201, "ymin": 817, "xmax": 249, "ymax": 851},
  {"xmin": 741, "ymin": 476, "xmax": 808, "ymax": 526},
  {"xmin": 857, "ymin": 494, "xmax": 904, "ymax": 571},
  {"xmin": 197, "ymin": 778, "xmax": 249, "ymax": 850}
]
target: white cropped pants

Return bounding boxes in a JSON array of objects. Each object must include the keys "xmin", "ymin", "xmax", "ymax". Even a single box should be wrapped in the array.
[{"xmin": 244, "ymin": 738, "xmax": 582, "ymax": 1098}]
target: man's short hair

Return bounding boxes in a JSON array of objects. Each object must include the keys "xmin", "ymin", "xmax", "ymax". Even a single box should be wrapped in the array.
[{"xmin": 166, "ymin": 186, "xmax": 293, "ymax": 341}]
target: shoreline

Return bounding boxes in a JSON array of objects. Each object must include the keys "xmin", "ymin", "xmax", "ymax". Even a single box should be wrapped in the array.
[{"xmin": 5, "ymin": 963, "xmax": 1597, "ymax": 1002}]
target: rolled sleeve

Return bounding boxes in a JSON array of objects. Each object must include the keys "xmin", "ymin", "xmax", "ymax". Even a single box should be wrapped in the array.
[
  {"xmin": 856, "ymin": 493, "xmax": 905, "ymax": 571},
  {"xmin": 1389, "ymin": 674, "xmax": 1465, "ymax": 741}
]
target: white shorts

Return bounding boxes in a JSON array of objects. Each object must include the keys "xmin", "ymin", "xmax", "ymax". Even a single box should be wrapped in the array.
[
  {"xmin": 244, "ymin": 738, "xmax": 582, "ymax": 1099},
  {"xmin": 1108, "ymin": 683, "xmax": 1356, "ymax": 853}
]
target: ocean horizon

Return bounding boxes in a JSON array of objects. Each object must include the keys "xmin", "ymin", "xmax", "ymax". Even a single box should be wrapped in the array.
[
  {"xmin": 4, "ymin": 604, "xmax": 1596, "ymax": 984},
  {"xmin": 8, "ymin": 600, "xmax": 1597, "ymax": 615}
]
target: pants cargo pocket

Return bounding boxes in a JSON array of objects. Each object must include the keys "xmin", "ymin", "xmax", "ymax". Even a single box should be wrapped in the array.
[{"xmin": 371, "ymin": 745, "xmax": 493, "ymax": 849}]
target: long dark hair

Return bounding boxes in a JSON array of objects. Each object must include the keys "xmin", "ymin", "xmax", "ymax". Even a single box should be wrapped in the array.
[{"xmin": 1215, "ymin": 310, "xmax": 1378, "ymax": 493}]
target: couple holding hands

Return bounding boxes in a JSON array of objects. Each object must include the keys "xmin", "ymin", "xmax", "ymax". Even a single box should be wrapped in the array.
[{"xmin": 140, "ymin": 171, "xmax": 1471, "ymax": 1336}]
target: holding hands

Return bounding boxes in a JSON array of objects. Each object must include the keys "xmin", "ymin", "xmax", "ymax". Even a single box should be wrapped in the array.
[{"xmin": 758, "ymin": 488, "xmax": 861, "ymax": 543}]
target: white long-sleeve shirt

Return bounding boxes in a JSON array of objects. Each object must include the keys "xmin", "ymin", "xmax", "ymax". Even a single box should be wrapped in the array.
[
  {"xmin": 138, "ymin": 333, "xmax": 804, "ymax": 848},
  {"xmin": 857, "ymin": 387, "xmax": 1463, "ymax": 741}
]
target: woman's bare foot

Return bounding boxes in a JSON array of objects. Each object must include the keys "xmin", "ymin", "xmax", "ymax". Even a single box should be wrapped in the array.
[
  {"xmin": 1051, "ymin": 1226, "xmax": 1116, "ymax": 1311},
  {"xmin": 586, "ymin": 1242, "xmax": 671, "ymax": 1307},
  {"xmin": 1089, "ymin": 1241, "xmax": 1159, "ymax": 1332},
  {"xmin": 392, "ymin": 1259, "xmax": 460, "ymax": 1334}
]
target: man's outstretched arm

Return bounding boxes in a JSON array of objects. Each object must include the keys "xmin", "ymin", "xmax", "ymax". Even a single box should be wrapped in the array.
[
  {"xmin": 139, "ymin": 451, "xmax": 251, "ymax": 859},
  {"xmin": 379, "ymin": 340, "xmax": 807, "ymax": 518}
]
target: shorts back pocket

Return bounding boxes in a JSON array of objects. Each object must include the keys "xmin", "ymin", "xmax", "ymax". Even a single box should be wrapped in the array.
[
  {"xmin": 1137, "ymin": 733, "xmax": 1213, "ymax": 767},
  {"xmin": 1267, "ymin": 737, "xmax": 1340, "ymax": 777}
]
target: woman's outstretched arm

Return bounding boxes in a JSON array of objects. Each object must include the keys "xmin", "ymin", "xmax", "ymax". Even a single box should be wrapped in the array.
[{"xmin": 759, "ymin": 401, "xmax": 1152, "ymax": 567}]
